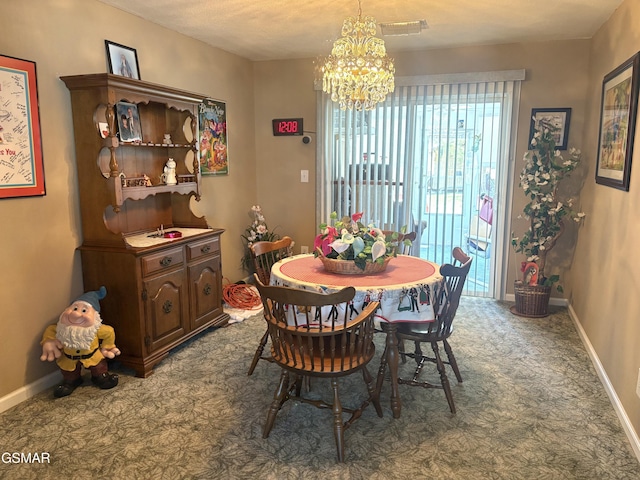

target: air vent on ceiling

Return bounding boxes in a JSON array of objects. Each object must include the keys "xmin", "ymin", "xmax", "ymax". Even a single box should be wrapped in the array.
[{"xmin": 379, "ymin": 20, "xmax": 428, "ymax": 36}]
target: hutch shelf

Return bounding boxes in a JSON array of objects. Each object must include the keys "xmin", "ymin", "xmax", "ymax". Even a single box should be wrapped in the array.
[{"xmin": 62, "ymin": 74, "xmax": 228, "ymax": 377}]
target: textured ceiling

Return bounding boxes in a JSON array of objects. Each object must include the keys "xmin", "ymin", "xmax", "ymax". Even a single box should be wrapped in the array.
[{"xmin": 97, "ymin": 0, "xmax": 623, "ymax": 61}]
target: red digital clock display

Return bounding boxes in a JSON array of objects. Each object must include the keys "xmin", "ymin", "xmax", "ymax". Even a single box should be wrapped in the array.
[{"xmin": 272, "ymin": 118, "xmax": 303, "ymax": 136}]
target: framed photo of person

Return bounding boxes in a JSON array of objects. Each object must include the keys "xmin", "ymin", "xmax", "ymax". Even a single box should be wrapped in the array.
[
  {"xmin": 198, "ymin": 98, "xmax": 228, "ymax": 175},
  {"xmin": 105, "ymin": 40, "xmax": 140, "ymax": 80},
  {"xmin": 115, "ymin": 102, "xmax": 142, "ymax": 143}
]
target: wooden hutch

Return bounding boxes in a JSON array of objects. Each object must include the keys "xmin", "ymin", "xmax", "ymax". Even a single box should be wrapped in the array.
[{"xmin": 62, "ymin": 74, "xmax": 229, "ymax": 377}]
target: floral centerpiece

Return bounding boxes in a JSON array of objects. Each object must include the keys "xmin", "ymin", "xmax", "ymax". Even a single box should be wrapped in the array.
[
  {"xmin": 241, "ymin": 205, "xmax": 280, "ymax": 273},
  {"xmin": 314, "ymin": 211, "xmax": 406, "ymax": 273},
  {"xmin": 510, "ymin": 120, "xmax": 586, "ymax": 294}
]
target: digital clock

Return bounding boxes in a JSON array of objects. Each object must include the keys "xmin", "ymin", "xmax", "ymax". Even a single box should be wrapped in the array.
[{"xmin": 272, "ymin": 118, "xmax": 303, "ymax": 136}]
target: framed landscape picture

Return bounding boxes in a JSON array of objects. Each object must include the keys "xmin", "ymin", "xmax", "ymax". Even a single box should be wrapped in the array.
[
  {"xmin": 198, "ymin": 99, "xmax": 228, "ymax": 176},
  {"xmin": 0, "ymin": 54, "xmax": 46, "ymax": 199},
  {"xmin": 595, "ymin": 52, "xmax": 640, "ymax": 191},
  {"xmin": 529, "ymin": 108, "xmax": 571, "ymax": 150}
]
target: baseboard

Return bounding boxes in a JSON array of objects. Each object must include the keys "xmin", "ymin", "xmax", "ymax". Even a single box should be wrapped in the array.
[
  {"xmin": 0, "ymin": 371, "xmax": 59, "ymax": 414},
  {"xmin": 567, "ymin": 304, "xmax": 640, "ymax": 461},
  {"xmin": 503, "ymin": 293, "xmax": 567, "ymax": 307}
]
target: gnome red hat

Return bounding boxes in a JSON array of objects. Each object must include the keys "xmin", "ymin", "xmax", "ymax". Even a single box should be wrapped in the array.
[{"xmin": 74, "ymin": 286, "xmax": 107, "ymax": 312}]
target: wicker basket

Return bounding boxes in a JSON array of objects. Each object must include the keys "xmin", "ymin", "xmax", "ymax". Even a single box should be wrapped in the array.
[
  {"xmin": 317, "ymin": 253, "xmax": 392, "ymax": 275},
  {"xmin": 512, "ymin": 281, "xmax": 552, "ymax": 318}
]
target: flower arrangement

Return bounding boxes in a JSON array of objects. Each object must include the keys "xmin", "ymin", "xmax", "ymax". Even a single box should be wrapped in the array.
[
  {"xmin": 314, "ymin": 211, "xmax": 406, "ymax": 271},
  {"xmin": 510, "ymin": 121, "xmax": 586, "ymax": 291},
  {"xmin": 241, "ymin": 205, "xmax": 280, "ymax": 272}
]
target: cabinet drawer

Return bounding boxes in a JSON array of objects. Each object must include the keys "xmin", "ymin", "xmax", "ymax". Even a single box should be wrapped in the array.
[
  {"xmin": 142, "ymin": 247, "xmax": 184, "ymax": 276},
  {"xmin": 187, "ymin": 236, "xmax": 220, "ymax": 261}
]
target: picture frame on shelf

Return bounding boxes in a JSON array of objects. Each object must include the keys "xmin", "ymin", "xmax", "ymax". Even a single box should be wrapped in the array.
[
  {"xmin": 528, "ymin": 108, "xmax": 572, "ymax": 150},
  {"xmin": 595, "ymin": 51, "xmax": 640, "ymax": 191},
  {"xmin": 115, "ymin": 102, "xmax": 142, "ymax": 143},
  {"xmin": 0, "ymin": 54, "xmax": 46, "ymax": 199},
  {"xmin": 105, "ymin": 40, "xmax": 140, "ymax": 80},
  {"xmin": 198, "ymin": 98, "xmax": 228, "ymax": 176}
]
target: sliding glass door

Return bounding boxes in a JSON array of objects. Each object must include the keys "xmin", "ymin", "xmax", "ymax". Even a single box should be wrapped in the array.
[{"xmin": 317, "ymin": 72, "xmax": 523, "ymax": 298}]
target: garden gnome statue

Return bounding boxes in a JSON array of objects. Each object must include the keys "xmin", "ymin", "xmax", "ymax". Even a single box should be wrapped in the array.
[{"xmin": 40, "ymin": 286, "xmax": 121, "ymax": 398}]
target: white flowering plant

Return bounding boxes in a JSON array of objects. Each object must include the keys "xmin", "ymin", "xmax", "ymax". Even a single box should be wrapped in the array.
[
  {"xmin": 510, "ymin": 121, "xmax": 586, "ymax": 291},
  {"xmin": 241, "ymin": 205, "xmax": 280, "ymax": 272}
]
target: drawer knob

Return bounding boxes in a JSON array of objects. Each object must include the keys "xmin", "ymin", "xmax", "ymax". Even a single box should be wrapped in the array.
[
  {"xmin": 160, "ymin": 256, "xmax": 173, "ymax": 267},
  {"xmin": 201, "ymin": 245, "xmax": 211, "ymax": 254},
  {"xmin": 203, "ymin": 283, "xmax": 212, "ymax": 295},
  {"xmin": 162, "ymin": 300, "xmax": 173, "ymax": 314}
]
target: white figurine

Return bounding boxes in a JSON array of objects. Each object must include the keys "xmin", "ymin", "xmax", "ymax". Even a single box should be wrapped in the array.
[{"xmin": 162, "ymin": 158, "xmax": 177, "ymax": 185}]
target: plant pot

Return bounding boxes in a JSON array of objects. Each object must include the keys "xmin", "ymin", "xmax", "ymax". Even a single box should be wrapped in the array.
[
  {"xmin": 511, "ymin": 280, "xmax": 552, "ymax": 318},
  {"xmin": 317, "ymin": 252, "xmax": 392, "ymax": 275}
]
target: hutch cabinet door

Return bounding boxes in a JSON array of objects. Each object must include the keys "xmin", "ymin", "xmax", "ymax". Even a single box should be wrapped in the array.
[
  {"xmin": 143, "ymin": 269, "xmax": 189, "ymax": 353},
  {"xmin": 188, "ymin": 255, "xmax": 223, "ymax": 330}
]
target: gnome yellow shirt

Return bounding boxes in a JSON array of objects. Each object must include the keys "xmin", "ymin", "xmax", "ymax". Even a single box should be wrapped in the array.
[{"xmin": 41, "ymin": 324, "xmax": 117, "ymax": 371}]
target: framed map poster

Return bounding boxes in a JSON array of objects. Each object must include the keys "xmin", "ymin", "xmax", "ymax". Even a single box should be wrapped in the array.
[
  {"xmin": 198, "ymin": 98, "xmax": 228, "ymax": 176},
  {"xmin": 0, "ymin": 55, "xmax": 45, "ymax": 198}
]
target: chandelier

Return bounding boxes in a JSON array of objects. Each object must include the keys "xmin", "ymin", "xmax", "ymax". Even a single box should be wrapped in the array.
[{"xmin": 322, "ymin": 0, "xmax": 395, "ymax": 111}]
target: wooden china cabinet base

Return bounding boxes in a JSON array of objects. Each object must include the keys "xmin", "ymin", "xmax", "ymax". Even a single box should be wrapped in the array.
[{"xmin": 80, "ymin": 229, "xmax": 229, "ymax": 378}]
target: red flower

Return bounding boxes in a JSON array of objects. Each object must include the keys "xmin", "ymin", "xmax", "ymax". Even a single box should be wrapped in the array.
[{"xmin": 351, "ymin": 212, "xmax": 363, "ymax": 222}]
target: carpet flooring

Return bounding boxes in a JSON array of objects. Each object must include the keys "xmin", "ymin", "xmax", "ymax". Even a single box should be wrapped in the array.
[{"xmin": 1, "ymin": 298, "xmax": 639, "ymax": 479}]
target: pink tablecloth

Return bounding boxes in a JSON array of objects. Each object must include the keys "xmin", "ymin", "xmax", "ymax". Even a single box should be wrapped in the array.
[{"xmin": 270, "ymin": 254, "xmax": 443, "ymax": 323}]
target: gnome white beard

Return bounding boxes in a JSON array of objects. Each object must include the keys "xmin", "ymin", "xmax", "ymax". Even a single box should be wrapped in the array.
[{"xmin": 56, "ymin": 313, "xmax": 102, "ymax": 351}]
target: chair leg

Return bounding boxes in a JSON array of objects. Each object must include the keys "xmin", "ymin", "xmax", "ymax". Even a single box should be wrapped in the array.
[
  {"xmin": 248, "ymin": 327, "xmax": 269, "ymax": 376},
  {"xmin": 413, "ymin": 341, "xmax": 422, "ymax": 365},
  {"xmin": 362, "ymin": 366, "xmax": 383, "ymax": 418},
  {"xmin": 398, "ymin": 338, "xmax": 407, "ymax": 364},
  {"xmin": 375, "ymin": 345, "xmax": 388, "ymax": 398},
  {"xmin": 331, "ymin": 378, "xmax": 345, "ymax": 462},
  {"xmin": 263, "ymin": 370, "xmax": 289, "ymax": 438},
  {"xmin": 443, "ymin": 339, "xmax": 463, "ymax": 383},
  {"xmin": 432, "ymin": 342, "xmax": 455, "ymax": 414}
]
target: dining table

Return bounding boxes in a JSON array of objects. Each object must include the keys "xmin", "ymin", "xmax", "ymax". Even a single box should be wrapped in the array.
[{"xmin": 270, "ymin": 253, "xmax": 443, "ymax": 418}]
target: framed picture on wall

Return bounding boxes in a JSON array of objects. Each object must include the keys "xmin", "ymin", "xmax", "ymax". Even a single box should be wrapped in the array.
[
  {"xmin": 105, "ymin": 40, "xmax": 140, "ymax": 80},
  {"xmin": 0, "ymin": 54, "xmax": 46, "ymax": 199},
  {"xmin": 595, "ymin": 51, "xmax": 640, "ymax": 191},
  {"xmin": 528, "ymin": 108, "xmax": 572, "ymax": 150},
  {"xmin": 198, "ymin": 98, "xmax": 228, "ymax": 176}
]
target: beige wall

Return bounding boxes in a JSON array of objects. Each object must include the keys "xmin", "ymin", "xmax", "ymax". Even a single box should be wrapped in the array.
[
  {"xmin": 2, "ymin": 0, "xmax": 638, "ymax": 446},
  {"xmin": 0, "ymin": 0, "xmax": 257, "ymax": 397},
  {"xmin": 570, "ymin": 0, "xmax": 640, "ymax": 435}
]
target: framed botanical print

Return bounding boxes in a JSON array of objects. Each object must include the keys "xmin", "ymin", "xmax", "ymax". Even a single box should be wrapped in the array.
[
  {"xmin": 595, "ymin": 52, "xmax": 640, "ymax": 191},
  {"xmin": 0, "ymin": 54, "xmax": 46, "ymax": 199},
  {"xmin": 198, "ymin": 98, "xmax": 228, "ymax": 175}
]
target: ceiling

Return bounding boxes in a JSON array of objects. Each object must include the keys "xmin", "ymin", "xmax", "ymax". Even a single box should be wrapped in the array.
[{"xmin": 97, "ymin": 0, "xmax": 623, "ymax": 62}]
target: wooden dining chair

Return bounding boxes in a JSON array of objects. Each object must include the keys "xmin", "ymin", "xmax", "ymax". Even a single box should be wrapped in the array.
[
  {"xmin": 383, "ymin": 230, "xmax": 417, "ymax": 255},
  {"xmin": 381, "ymin": 247, "xmax": 472, "ymax": 413},
  {"xmin": 254, "ymin": 278, "xmax": 383, "ymax": 462},
  {"xmin": 247, "ymin": 236, "xmax": 294, "ymax": 376}
]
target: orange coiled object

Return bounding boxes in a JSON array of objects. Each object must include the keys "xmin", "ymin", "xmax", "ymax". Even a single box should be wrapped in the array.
[{"xmin": 222, "ymin": 280, "xmax": 262, "ymax": 309}]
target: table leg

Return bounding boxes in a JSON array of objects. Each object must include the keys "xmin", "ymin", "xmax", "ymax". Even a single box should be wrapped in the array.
[{"xmin": 380, "ymin": 322, "xmax": 401, "ymax": 418}]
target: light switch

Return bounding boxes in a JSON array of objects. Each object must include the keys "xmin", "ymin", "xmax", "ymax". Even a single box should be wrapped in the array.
[{"xmin": 301, "ymin": 170, "xmax": 309, "ymax": 183}]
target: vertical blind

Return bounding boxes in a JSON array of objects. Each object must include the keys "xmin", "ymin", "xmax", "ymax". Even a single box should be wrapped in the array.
[{"xmin": 316, "ymin": 71, "xmax": 524, "ymax": 298}]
